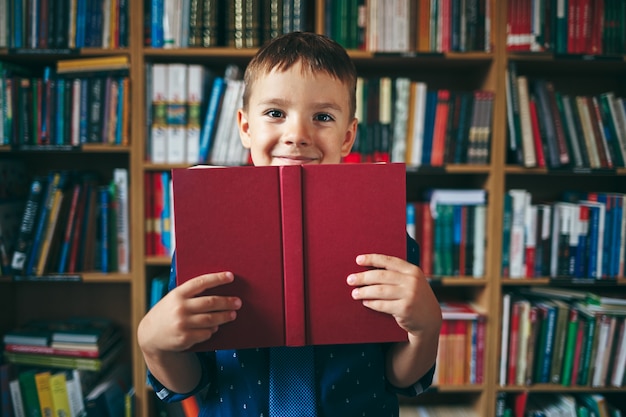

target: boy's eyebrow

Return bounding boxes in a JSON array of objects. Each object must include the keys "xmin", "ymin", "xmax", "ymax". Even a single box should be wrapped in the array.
[{"xmin": 257, "ymin": 98, "xmax": 344, "ymax": 112}]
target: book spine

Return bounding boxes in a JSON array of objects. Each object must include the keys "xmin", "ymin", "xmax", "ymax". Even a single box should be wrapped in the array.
[
  {"xmin": 49, "ymin": 372, "xmax": 71, "ymax": 417},
  {"xmin": 198, "ymin": 76, "xmax": 226, "ymax": 163},
  {"xmin": 9, "ymin": 379, "xmax": 26, "ymax": 417},
  {"xmin": 10, "ymin": 177, "xmax": 47, "ymax": 274},
  {"xmin": 279, "ymin": 165, "xmax": 305, "ymax": 346},
  {"xmin": 113, "ymin": 168, "xmax": 130, "ymax": 274}
]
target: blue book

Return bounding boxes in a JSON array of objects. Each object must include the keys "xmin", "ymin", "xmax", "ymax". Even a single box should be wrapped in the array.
[
  {"xmin": 79, "ymin": 78, "xmax": 89, "ymax": 143},
  {"xmin": 56, "ymin": 79, "xmax": 66, "ymax": 145},
  {"xmin": 151, "ymin": 0, "xmax": 164, "ymax": 47},
  {"xmin": 198, "ymin": 77, "xmax": 226, "ymax": 163},
  {"xmin": 75, "ymin": 0, "xmax": 87, "ymax": 47},
  {"xmin": 609, "ymin": 194, "xmax": 623, "ymax": 278},
  {"xmin": 24, "ymin": 172, "xmax": 64, "ymax": 276},
  {"xmin": 115, "ymin": 77, "xmax": 125, "ymax": 145},
  {"xmin": 501, "ymin": 192, "xmax": 512, "ymax": 277},
  {"xmin": 160, "ymin": 171, "xmax": 171, "ymax": 255},
  {"xmin": 535, "ymin": 301, "xmax": 557, "ymax": 384},
  {"xmin": 421, "ymin": 90, "xmax": 438, "ymax": 166},
  {"xmin": 97, "ymin": 186, "xmax": 110, "ymax": 273}
]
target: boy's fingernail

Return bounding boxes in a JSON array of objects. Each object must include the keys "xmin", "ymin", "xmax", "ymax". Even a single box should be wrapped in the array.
[{"xmin": 347, "ymin": 275, "xmax": 356, "ymax": 284}]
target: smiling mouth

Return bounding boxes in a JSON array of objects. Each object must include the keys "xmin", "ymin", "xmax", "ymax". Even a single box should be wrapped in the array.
[{"xmin": 273, "ymin": 156, "xmax": 317, "ymax": 164}]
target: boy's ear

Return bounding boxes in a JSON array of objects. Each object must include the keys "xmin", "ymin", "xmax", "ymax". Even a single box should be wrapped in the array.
[
  {"xmin": 238, "ymin": 108, "xmax": 252, "ymax": 149},
  {"xmin": 340, "ymin": 117, "xmax": 358, "ymax": 157}
]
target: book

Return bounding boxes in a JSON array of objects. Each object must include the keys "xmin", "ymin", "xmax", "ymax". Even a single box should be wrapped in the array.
[
  {"xmin": 10, "ymin": 176, "xmax": 48, "ymax": 275},
  {"xmin": 172, "ymin": 163, "xmax": 408, "ymax": 350},
  {"xmin": 34, "ymin": 372, "xmax": 54, "ymax": 417},
  {"xmin": 18, "ymin": 370, "xmax": 42, "ymax": 417}
]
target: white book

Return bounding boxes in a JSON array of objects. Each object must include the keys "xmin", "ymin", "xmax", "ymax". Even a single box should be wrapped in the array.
[
  {"xmin": 390, "ymin": 0, "xmax": 410, "ymax": 52},
  {"xmin": 472, "ymin": 205, "xmax": 486, "ymax": 278},
  {"xmin": 515, "ymin": 299, "xmax": 531, "ymax": 386},
  {"xmin": 101, "ymin": 0, "xmax": 112, "ymax": 48},
  {"xmin": 211, "ymin": 78, "xmax": 241, "ymax": 165},
  {"xmin": 166, "ymin": 63, "xmax": 188, "ymax": 164},
  {"xmin": 114, "ymin": 168, "xmax": 130, "ymax": 273},
  {"xmin": 508, "ymin": 189, "xmax": 529, "ymax": 278},
  {"xmin": 591, "ymin": 315, "xmax": 612, "ymax": 387},
  {"xmin": 71, "ymin": 78, "xmax": 82, "ymax": 146},
  {"xmin": 391, "ymin": 77, "xmax": 411, "ymax": 163},
  {"xmin": 516, "ymin": 76, "xmax": 537, "ymax": 168},
  {"xmin": 223, "ymin": 80, "xmax": 246, "ymax": 165},
  {"xmin": 9, "ymin": 379, "xmax": 26, "ymax": 417},
  {"xmin": 409, "ymin": 82, "xmax": 428, "ymax": 166},
  {"xmin": 499, "ymin": 293, "xmax": 511, "ymax": 386},
  {"xmin": 0, "ymin": 0, "xmax": 7, "ymax": 47},
  {"xmin": 606, "ymin": 93, "xmax": 626, "ymax": 166},
  {"xmin": 576, "ymin": 96, "xmax": 601, "ymax": 168},
  {"xmin": 185, "ymin": 64, "xmax": 205, "ymax": 164},
  {"xmin": 150, "ymin": 64, "xmax": 169, "ymax": 163}
]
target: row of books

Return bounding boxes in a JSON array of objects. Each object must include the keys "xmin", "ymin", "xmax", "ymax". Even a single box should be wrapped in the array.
[
  {"xmin": 328, "ymin": 0, "xmax": 491, "ymax": 53},
  {"xmin": 145, "ymin": 62, "xmax": 496, "ymax": 167},
  {"xmin": 146, "ymin": 63, "xmax": 246, "ymax": 165},
  {"xmin": 500, "ymin": 287, "xmax": 626, "ymax": 389},
  {"xmin": 496, "ymin": 392, "xmax": 624, "ymax": 417},
  {"xmin": 1, "ymin": 57, "xmax": 131, "ymax": 147},
  {"xmin": 506, "ymin": 62, "xmax": 626, "ymax": 169},
  {"xmin": 0, "ymin": 0, "xmax": 129, "ymax": 50},
  {"xmin": 146, "ymin": 0, "xmax": 308, "ymax": 48},
  {"xmin": 506, "ymin": 0, "xmax": 626, "ymax": 55},
  {"xmin": 407, "ymin": 189, "xmax": 487, "ymax": 278},
  {"xmin": 8, "ymin": 168, "xmax": 130, "ymax": 278},
  {"xmin": 389, "ymin": 80, "xmax": 494, "ymax": 167},
  {"xmin": 502, "ymin": 189, "xmax": 626, "ymax": 280},
  {"xmin": 433, "ymin": 302, "xmax": 485, "ymax": 386},
  {"xmin": 1, "ymin": 363, "xmax": 133, "ymax": 417}
]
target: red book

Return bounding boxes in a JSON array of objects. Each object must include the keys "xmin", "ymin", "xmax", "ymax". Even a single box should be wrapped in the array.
[
  {"xmin": 172, "ymin": 163, "xmax": 408, "ymax": 350},
  {"xmin": 508, "ymin": 300, "xmax": 521, "ymax": 385},
  {"xmin": 528, "ymin": 98, "xmax": 546, "ymax": 168},
  {"xmin": 143, "ymin": 172, "xmax": 154, "ymax": 256}
]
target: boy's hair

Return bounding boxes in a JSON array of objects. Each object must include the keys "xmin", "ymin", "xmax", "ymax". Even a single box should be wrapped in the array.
[{"xmin": 242, "ymin": 32, "xmax": 357, "ymax": 117}]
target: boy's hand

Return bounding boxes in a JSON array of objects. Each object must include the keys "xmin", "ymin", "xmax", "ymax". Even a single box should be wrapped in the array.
[
  {"xmin": 346, "ymin": 254, "xmax": 440, "ymax": 336},
  {"xmin": 138, "ymin": 272, "xmax": 241, "ymax": 354}
]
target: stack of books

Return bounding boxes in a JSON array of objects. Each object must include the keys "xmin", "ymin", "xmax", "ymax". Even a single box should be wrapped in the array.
[{"xmin": 2, "ymin": 317, "xmax": 122, "ymax": 373}]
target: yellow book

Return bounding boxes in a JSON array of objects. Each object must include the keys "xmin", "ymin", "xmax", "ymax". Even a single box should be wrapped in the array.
[
  {"xmin": 34, "ymin": 371, "xmax": 54, "ymax": 417},
  {"xmin": 56, "ymin": 56, "xmax": 130, "ymax": 73},
  {"xmin": 49, "ymin": 373, "xmax": 71, "ymax": 417}
]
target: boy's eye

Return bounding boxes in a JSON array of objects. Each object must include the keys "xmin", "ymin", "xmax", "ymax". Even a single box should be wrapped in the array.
[
  {"xmin": 266, "ymin": 109, "xmax": 284, "ymax": 118},
  {"xmin": 314, "ymin": 113, "xmax": 334, "ymax": 122}
]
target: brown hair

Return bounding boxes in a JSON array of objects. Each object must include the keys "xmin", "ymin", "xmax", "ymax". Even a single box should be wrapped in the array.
[{"xmin": 242, "ymin": 32, "xmax": 357, "ymax": 117}]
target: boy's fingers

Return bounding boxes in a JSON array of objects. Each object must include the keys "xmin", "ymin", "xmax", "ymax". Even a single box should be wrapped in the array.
[
  {"xmin": 186, "ymin": 295, "xmax": 242, "ymax": 314},
  {"xmin": 177, "ymin": 272, "xmax": 235, "ymax": 297},
  {"xmin": 355, "ymin": 254, "xmax": 418, "ymax": 275}
]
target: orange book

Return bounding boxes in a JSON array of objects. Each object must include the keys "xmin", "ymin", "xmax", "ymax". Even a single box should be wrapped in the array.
[
  {"xmin": 430, "ymin": 90, "xmax": 451, "ymax": 166},
  {"xmin": 417, "ymin": 0, "xmax": 431, "ymax": 52},
  {"xmin": 172, "ymin": 163, "xmax": 408, "ymax": 350}
]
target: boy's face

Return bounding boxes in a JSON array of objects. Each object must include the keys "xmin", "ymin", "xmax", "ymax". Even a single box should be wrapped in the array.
[{"xmin": 238, "ymin": 62, "xmax": 357, "ymax": 166}]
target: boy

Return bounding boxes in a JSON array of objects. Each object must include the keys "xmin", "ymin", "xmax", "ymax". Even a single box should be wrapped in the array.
[{"xmin": 138, "ymin": 32, "xmax": 442, "ymax": 416}]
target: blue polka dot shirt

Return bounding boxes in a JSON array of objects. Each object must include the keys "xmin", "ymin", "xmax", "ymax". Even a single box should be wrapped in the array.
[{"xmin": 148, "ymin": 235, "xmax": 435, "ymax": 417}]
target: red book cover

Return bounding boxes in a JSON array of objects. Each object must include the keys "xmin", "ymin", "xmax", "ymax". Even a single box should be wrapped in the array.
[
  {"xmin": 172, "ymin": 163, "xmax": 408, "ymax": 350},
  {"xmin": 475, "ymin": 316, "xmax": 486, "ymax": 384}
]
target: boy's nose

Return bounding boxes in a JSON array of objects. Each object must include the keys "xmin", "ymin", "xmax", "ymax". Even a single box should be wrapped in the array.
[{"xmin": 282, "ymin": 118, "xmax": 311, "ymax": 147}]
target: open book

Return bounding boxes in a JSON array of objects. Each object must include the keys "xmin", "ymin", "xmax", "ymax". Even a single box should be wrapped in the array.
[{"xmin": 172, "ymin": 163, "xmax": 408, "ymax": 350}]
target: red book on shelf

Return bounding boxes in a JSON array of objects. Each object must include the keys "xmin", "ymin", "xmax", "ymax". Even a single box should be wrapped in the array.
[{"xmin": 172, "ymin": 163, "xmax": 408, "ymax": 351}]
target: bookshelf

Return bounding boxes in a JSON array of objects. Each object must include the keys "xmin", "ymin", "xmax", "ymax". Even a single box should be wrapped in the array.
[{"xmin": 1, "ymin": 0, "xmax": 625, "ymax": 416}]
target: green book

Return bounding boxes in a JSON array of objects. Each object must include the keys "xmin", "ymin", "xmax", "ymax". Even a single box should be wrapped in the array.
[
  {"xmin": 560, "ymin": 306, "xmax": 580, "ymax": 386},
  {"xmin": 18, "ymin": 370, "xmax": 42, "ymax": 417}
]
